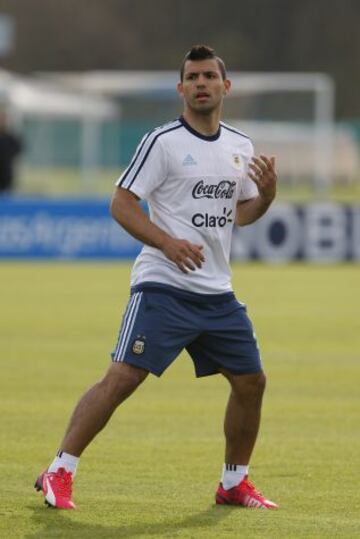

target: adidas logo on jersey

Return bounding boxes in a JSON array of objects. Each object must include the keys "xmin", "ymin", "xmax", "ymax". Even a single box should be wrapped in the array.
[{"xmin": 182, "ymin": 154, "xmax": 197, "ymax": 166}]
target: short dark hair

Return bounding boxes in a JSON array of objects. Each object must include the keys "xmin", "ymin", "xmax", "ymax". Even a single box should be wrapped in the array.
[{"xmin": 180, "ymin": 45, "xmax": 227, "ymax": 81}]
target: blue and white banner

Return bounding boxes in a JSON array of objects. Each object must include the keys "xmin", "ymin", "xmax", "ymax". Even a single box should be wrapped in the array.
[
  {"xmin": 0, "ymin": 197, "xmax": 141, "ymax": 259},
  {"xmin": 0, "ymin": 197, "xmax": 359, "ymax": 261},
  {"xmin": 232, "ymin": 202, "xmax": 360, "ymax": 262}
]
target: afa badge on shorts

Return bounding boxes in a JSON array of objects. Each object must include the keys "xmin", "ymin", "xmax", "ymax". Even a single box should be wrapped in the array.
[{"xmin": 132, "ymin": 336, "xmax": 146, "ymax": 354}]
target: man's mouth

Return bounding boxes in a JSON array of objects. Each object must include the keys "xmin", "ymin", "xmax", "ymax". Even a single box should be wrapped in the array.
[{"xmin": 195, "ymin": 92, "xmax": 210, "ymax": 99}]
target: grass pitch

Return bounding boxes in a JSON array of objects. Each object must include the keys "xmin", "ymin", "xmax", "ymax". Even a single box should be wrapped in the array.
[
  {"xmin": 0, "ymin": 262, "xmax": 359, "ymax": 538},
  {"xmin": 19, "ymin": 166, "xmax": 360, "ymax": 203}
]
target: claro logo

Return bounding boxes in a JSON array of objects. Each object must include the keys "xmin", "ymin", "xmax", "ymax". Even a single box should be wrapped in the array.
[{"xmin": 192, "ymin": 208, "xmax": 233, "ymax": 228}]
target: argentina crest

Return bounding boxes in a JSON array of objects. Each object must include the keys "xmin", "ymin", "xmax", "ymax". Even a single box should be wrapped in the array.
[{"xmin": 132, "ymin": 336, "xmax": 146, "ymax": 354}]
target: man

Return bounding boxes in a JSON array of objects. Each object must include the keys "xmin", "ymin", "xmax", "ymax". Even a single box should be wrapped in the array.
[
  {"xmin": 0, "ymin": 110, "xmax": 22, "ymax": 194},
  {"xmin": 35, "ymin": 45, "xmax": 278, "ymax": 510}
]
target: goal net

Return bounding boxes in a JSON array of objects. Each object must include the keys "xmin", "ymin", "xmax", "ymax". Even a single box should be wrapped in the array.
[
  {"xmin": 61, "ymin": 69, "xmax": 336, "ymax": 193},
  {"xmin": 3, "ymin": 69, "xmax": 340, "ymax": 195}
]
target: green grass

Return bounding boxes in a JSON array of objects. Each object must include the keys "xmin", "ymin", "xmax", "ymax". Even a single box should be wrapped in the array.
[
  {"xmin": 1, "ymin": 262, "xmax": 360, "ymax": 538},
  {"xmin": 18, "ymin": 167, "xmax": 117, "ymax": 197},
  {"xmin": 17, "ymin": 166, "xmax": 360, "ymax": 202}
]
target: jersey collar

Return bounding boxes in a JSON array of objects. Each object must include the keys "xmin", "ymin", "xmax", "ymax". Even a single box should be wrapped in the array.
[{"xmin": 179, "ymin": 116, "xmax": 221, "ymax": 141}]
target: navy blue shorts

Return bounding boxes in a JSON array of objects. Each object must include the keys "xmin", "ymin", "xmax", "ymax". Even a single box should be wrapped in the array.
[{"xmin": 111, "ymin": 283, "xmax": 262, "ymax": 377}]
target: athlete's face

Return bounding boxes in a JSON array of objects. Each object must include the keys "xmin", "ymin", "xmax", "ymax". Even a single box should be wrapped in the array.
[{"xmin": 177, "ymin": 59, "xmax": 231, "ymax": 115}]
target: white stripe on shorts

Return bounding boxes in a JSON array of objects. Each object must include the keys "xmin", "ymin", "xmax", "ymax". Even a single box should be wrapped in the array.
[{"xmin": 113, "ymin": 292, "xmax": 143, "ymax": 362}]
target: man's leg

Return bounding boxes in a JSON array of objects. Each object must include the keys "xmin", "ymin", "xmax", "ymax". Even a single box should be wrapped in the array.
[
  {"xmin": 35, "ymin": 362, "xmax": 148, "ymax": 509},
  {"xmin": 215, "ymin": 370, "xmax": 277, "ymax": 508},
  {"xmin": 60, "ymin": 361, "xmax": 149, "ymax": 456},
  {"xmin": 221, "ymin": 370, "xmax": 266, "ymax": 464}
]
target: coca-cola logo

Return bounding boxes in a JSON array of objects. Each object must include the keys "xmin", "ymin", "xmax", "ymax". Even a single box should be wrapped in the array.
[{"xmin": 192, "ymin": 180, "xmax": 236, "ymax": 199}]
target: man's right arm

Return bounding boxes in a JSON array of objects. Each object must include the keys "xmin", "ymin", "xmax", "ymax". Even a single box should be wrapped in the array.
[{"xmin": 110, "ymin": 187, "xmax": 204, "ymax": 274}]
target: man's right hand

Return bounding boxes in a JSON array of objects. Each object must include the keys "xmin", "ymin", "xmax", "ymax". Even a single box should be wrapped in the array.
[
  {"xmin": 160, "ymin": 238, "xmax": 205, "ymax": 274},
  {"xmin": 111, "ymin": 188, "xmax": 205, "ymax": 274}
]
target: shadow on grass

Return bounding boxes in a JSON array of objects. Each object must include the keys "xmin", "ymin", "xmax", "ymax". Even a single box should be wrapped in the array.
[{"xmin": 26, "ymin": 502, "xmax": 235, "ymax": 538}]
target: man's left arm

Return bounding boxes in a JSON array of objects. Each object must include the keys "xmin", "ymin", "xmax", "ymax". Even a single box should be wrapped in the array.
[{"xmin": 235, "ymin": 155, "xmax": 277, "ymax": 226}]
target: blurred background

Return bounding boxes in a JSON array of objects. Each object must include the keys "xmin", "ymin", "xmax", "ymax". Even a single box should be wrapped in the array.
[{"xmin": 0, "ymin": 0, "xmax": 359, "ymax": 261}]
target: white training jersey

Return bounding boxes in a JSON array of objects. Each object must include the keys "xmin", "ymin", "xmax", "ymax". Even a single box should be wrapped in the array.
[{"xmin": 116, "ymin": 116, "xmax": 258, "ymax": 294}]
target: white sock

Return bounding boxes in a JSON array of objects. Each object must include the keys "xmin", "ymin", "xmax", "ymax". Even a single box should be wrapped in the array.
[
  {"xmin": 48, "ymin": 451, "xmax": 79, "ymax": 476},
  {"xmin": 221, "ymin": 463, "xmax": 249, "ymax": 490}
]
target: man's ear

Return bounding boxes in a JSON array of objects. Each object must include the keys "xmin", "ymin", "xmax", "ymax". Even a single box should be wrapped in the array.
[
  {"xmin": 177, "ymin": 81, "xmax": 184, "ymax": 97},
  {"xmin": 223, "ymin": 79, "xmax": 231, "ymax": 96}
]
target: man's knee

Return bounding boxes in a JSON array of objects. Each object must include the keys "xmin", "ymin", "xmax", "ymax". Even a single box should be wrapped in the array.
[
  {"xmin": 223, "ymin": 370, "xmax": 267, "ymax": 400},
  {"xmin": 100, "ymin": 362, "xmax": 149, "ymax": 405},
  {"xmin": 253, "ymin": 371, "xmax": 266, "ymax": 394}
]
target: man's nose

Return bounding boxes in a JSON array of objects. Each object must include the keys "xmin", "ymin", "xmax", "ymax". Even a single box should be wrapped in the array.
[{"xmin": 196, "ymin": 76, "xmax": 206, "ymax": 86}]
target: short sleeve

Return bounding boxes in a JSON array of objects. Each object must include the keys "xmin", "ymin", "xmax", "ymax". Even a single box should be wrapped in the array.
[
  {"xmin": 238, "ymin": 141, "xmax": 259, "ymax": 201},
  {"xmin": 116, "ymin": 132, "xmax": 167, "ymax": 200}
]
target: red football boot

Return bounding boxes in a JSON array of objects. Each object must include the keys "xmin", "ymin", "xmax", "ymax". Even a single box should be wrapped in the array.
[
  {"xmin": 216, "ymin": 475, "xmax": 278, "ymax": 509},
  {"xmin": 34, "ymin": 467, "xmax": 76, "ymax": 509}
]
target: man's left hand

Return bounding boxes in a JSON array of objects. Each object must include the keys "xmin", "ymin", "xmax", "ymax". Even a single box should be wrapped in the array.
[{"xmin": 248, "ymin": 155, "xmax": 277, "ymax": 203}]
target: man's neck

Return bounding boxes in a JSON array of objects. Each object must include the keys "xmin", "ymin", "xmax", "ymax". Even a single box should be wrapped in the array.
[{"xmin": 182, "ymin": 110, "xmax": 221, "ymax": 137}]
